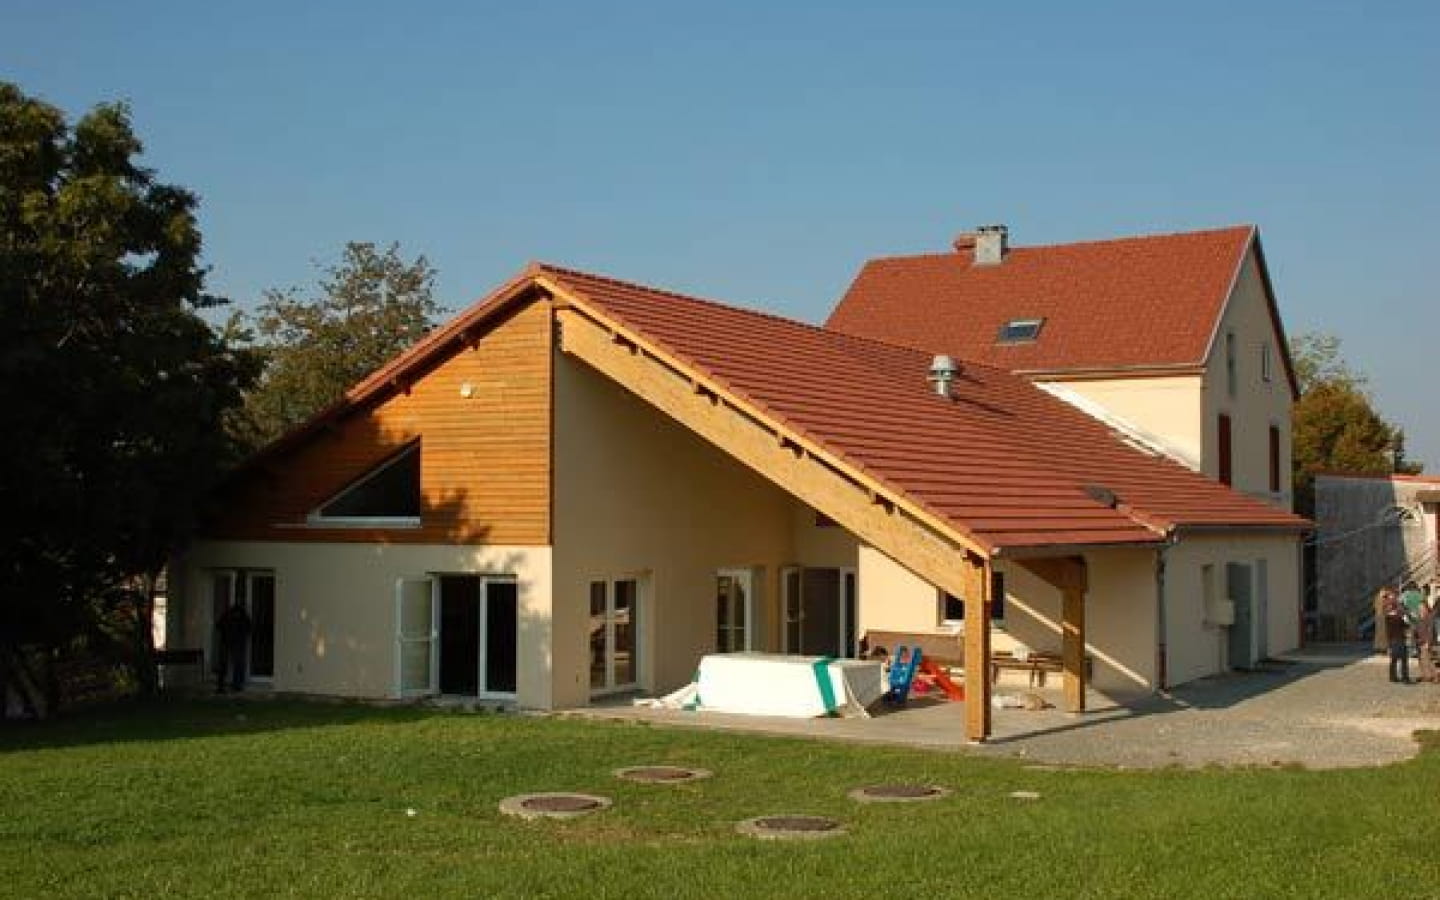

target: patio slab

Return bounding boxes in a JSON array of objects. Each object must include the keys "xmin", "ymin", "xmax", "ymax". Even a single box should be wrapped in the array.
[{"xmin": 560, "ymin": 645, "xmax": 1439, "ymax": 769}]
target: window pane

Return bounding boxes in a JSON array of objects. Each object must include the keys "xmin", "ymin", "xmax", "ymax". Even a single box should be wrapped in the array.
[
  {"xmin": 401, "ymin": 641, "xmax": 431, "ymax": 691},
  {"xmin": 318, "ymin": 443, "xmax": 420, "ymax": 518},
  {"xmin": 589, "ymin": 582, "xmax": 606, "ymax": 689},
  {"xmin": 613, "ymin": 580, "xmax": 637, "ymax": 686},
  {"xmin": 941, "ymin": 592, "xmax": 965, "ymax": 622},
  {"xmin": 400, "ymin": 583, "xmax": 432, "ymax": 638},
  {"xmin": 248, "ymin": 575, "xmax": 276, "ymax": 678}
]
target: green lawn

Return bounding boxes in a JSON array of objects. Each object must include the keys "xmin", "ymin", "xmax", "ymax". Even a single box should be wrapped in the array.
[{"xmin": 1, "ymin": 699, "xmax": 1435, "ymax": 899}]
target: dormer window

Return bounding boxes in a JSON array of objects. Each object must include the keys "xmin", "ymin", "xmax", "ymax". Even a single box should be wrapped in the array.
[
  {"xmin": 309, "ymin": 441, "xmax": 421, "ymax": 527},
  {"xmin": 997, "ymin": 318, "xmax": 1044, "ymax": 343}
]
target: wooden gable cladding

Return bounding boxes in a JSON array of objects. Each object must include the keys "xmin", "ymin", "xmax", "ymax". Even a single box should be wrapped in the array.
[{"xmin": 207, "ymin": 299, "xmax": 552, "ymax": 545}]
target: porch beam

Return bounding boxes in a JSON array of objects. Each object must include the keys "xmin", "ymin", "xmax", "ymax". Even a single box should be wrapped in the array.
[
  {"xmin": 556, "ymin": 306, "xmax": 995, "ymax": 735},
  {"xmin": 962, "ymin": 554, "xmax": 992, "ymax": 741},
  {"xmin": 1018, "ymin": 557, "xmax": 1088, "ymax": 713}
]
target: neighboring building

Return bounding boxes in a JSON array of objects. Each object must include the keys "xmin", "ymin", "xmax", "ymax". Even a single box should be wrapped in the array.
[
  {"xmin": 829, "ymin": 225, "xmax": 1299, "ymax": 509},
  {"xmin": 1313, "ymin": 473, "xmax": 1440, "ymax": 639},
  {"xmin": 169, "ymin": 229, "xmax": 1308, "ymax": 742}
]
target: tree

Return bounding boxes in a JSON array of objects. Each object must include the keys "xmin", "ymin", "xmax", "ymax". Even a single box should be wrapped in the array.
[
  {"xmin": 1290, "ymin": 331, "xmax": 1419, "ymax": 515},
  {"xmin": 237, "ymin": 242, "xmax": 443, "ymax": 447},
  {"xmin": 0, "ymin": 83, "xmax": 259, "ymax": 715}
]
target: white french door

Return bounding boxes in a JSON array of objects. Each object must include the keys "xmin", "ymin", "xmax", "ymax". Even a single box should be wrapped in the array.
[
  {"xmin": 781, "ymin": 566, "xmax": 857, "ymax": 658},
  {"xmin": 396, "ymin": 577, "xmax": 438, "ymax": 697},
  {"xmin": 716, "ymin": 569, "xmax": 755, "ymax": 653},
  {"xmin": 209, "ymin": 569, "xmax": 276, "ymax": 683},
  {"xmin": 589, "ymin": 577, "xmax": 641, "ymax": 695}
]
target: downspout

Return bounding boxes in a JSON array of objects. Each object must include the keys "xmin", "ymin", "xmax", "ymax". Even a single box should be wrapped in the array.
[{"xmin": 1155, "ymin": 537, "xmax": 1176, "ymax": 692}]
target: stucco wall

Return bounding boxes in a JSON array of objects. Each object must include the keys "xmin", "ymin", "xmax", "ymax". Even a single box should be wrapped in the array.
[
  {"xmin": 1162, "ymin": 532, "xmax": 1301, "ymax": 685},
  {"xmin": 169, "ymin": 541, "xmax": 553, "ymax": 705},
  {"xmin": 1039, "ymin": 375, "xmax": 1204, "ymax": 470},
  {"xmin": 552, "ymin": 353, "xmax": 851, "ymax": 706},
  {"xmin": 1201, "ymin": 248, "xmax": 1294, "ymax": 508}
]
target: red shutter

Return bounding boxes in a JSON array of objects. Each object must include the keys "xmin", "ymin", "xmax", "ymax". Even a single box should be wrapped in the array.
[
  {"xmin": 1218, "ymin": 414, "xmax": 1233, "ymax": 486},
  {"xmin": 1268, "ymin": 425, "xmax": 1280, "ymax": 493}
]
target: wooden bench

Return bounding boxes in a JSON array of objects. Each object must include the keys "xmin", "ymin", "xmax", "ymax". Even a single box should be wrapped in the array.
[
  {"xmin": 863, "ymin": 630, "xmax": 1088, "ymax": 689},
  {"xmin": 861, "ymin": 630, "xmax": 964, "ymax": 667}
]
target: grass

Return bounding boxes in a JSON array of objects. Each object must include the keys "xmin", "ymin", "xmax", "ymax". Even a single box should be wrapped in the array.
[{"xmin": 1, "ymin": 698, "xmax": 1437, "ymax": 899}]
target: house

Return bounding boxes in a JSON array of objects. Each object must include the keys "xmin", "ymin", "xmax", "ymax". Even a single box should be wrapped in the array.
[
  {"xmin": 829, "ymin": 224, "xmax": 1299, "ymax": 508},
  {"xmin": 169, "ymin": 226, "xmax": 1308, "ymax": 742},
  {"xmin": 1313, "ymin": 473, "xmax": 1440, "ymax": 640}
]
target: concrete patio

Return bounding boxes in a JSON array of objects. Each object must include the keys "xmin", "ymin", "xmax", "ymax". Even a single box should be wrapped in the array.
[{"xmin": 562, "ymin": 644, "xmax": 1439, "ymax": 769}]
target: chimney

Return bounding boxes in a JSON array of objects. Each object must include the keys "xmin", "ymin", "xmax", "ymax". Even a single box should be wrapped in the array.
[
  {"xmin": 973, "ymin": 224, "xmax": 1009, "ymax": 265},
  {"xmin": 952, "ymin": 232, "xmax": 978, "ymax": 252},
  {"xmin": 928, "ymin": 354, "xmax": 960, "ymax": 398}
]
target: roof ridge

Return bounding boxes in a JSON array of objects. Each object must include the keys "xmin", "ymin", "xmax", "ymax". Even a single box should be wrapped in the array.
[
  {"xmin": 536, "ymin": 261, "xmax": 1011, "ymax": 375},
  {"xmin": 860, "ymin": 223, "xmax": 1254, "ymax": 266}
]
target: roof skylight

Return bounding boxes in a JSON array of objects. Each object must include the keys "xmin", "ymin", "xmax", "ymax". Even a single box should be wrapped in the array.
[{"xmin": 997, "ymin": 318, "xmax": 1044, "ymax": 343}]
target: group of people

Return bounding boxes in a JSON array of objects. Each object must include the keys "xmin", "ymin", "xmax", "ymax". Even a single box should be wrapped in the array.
[{"xmin": 1378, "ymin": 580, "xmax": 1439, "ymax": 684}]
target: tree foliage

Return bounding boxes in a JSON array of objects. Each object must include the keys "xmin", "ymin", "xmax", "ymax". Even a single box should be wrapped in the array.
[
  {"xmin": 0, "ymin": 82, "xmax": 259, "ymax": 714},
  {"xmin": 1290, "ymin": 331, "xmax": 1419, "ymax": 514},
  {"xmin": 237, "ymin": 242, "xmax": 442, "ymax": 447}
]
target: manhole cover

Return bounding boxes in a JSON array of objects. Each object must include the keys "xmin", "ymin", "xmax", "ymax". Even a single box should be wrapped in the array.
[
  {"xmin": 736, "ymin": 815, "xmax": 847, "ymax": 840},
  {"xmin": 498, "ymin": 792, "xmax": 612, "ymax": 820},
  {"xmin": 614, "ymin": 765, "xmax": 713, "ymax": 784},
  {"xmin": 848, "ymin": 784, "xmax": 951, "ymax": 803}
]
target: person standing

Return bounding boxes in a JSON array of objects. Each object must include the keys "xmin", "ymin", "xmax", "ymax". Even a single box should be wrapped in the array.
[
  {"xmin": 215, "ymin": 602, "xmax": 252, "ymax": 693},
  {"xmin": 1416, "ymin": 588, "xmax": 1438, "ymax": 684},
  {"xmin": 1381, "ymin": 588, "xmax": 1411, "ymax": 684}
]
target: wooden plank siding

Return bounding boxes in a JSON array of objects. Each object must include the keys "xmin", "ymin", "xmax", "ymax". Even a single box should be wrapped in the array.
[{"xmin": 205, "ymin": 299, "xmax": 552, "ymax": 546}]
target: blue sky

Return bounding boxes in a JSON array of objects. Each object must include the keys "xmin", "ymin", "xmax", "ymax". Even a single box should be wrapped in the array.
[{"xmin": 6, "ymin": 1, "xmax": 1438, "ymax": 467}]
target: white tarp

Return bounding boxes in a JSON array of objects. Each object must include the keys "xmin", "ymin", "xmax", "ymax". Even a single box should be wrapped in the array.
[{"xmin": 638, "ymin": 652, "xmax": 884, "ymax": 718}]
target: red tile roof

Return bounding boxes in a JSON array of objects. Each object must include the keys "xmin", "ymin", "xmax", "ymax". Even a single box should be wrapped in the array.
[
  {"xmin": 537, "ymin": 264, "xmax": 1307, "ymax": 552},
  {"xmin": 234, "ymin": 259, "xmax": 1307, "ymax": 554},
  {"xmin": 827, "ymin": 225, "xmax": 1273, "ymax": 379}
]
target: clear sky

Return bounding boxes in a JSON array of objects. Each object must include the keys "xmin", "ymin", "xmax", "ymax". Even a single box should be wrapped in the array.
[{"xmin": 6, "ymin": 1, "xmax": 1437, "ymax": 467}]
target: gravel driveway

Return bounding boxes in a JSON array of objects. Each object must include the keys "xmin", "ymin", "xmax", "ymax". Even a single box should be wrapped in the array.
[
  {"xmin": 975, "ymin": 644, "xmax": 1439, "ymax": 769},
  {"xmin": 574, "ymin": 644, "xmax": 1439, "ymax": 769}
]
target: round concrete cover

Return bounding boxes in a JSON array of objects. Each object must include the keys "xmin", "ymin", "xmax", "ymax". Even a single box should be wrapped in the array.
[
  {"xmin": 848, "ymin": 784, "xmax": 951, "ymax": 803},
  {"xmin": 736, "ymin": 815, "xmax": 847, "ymax": 840},
  {"xmin": 613, "ymin": 765, "xmax": 713, "ymax": 784},
  {"xmin": 498, "ymin": 792, "xmax": 613, "ymax": 820}
]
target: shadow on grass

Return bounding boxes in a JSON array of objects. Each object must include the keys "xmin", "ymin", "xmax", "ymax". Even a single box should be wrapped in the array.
[{"xmin": 0, "ymin": 694, "xmax": 439, "ymax": 754}]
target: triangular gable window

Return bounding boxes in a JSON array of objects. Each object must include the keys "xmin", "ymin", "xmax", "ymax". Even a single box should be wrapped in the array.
[{"xmin": 309, "ymin": 442, "xmax": 421, "ymax": 527}]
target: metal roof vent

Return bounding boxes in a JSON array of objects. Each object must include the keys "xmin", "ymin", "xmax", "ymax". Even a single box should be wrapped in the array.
[
  {"xmin": 1084, "ymin": 484, "xmax": 1119, "ymax": 508},
  {"xmin": 928, "ymin": 355, "xmax": 960, "ymax": 398}
]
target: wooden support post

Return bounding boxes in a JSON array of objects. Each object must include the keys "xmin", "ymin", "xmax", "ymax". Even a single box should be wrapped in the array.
[
  {"xmin": 963, "ymin": 553, "xmax": 992, "ymax": 742},
  {"xmin": 1062, "ymin": 584, "xmax": 1086, "ymax": 713}
]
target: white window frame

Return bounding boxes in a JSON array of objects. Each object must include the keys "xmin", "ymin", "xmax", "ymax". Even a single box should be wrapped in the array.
[
  {"xmin": 209, "ymin": 568, "xmax": 277, "ymax": 684},
  {"xmin": 589, "ymin": 575, "xmax": 643, "ymax": 697},
  {"xmin": 716, "ymin": 568, "xmax": 756, "ymax": 653},
  {"xmin": 395, "ymin": 576, "xmax": 439, "ymax": 698},
  {"xmin": 780, "ymin": 565, "xmax": 856, "ymax": 657},
  {"xmin": 308, "ymin": 443, "xmax": 421, "ymax": 529}
]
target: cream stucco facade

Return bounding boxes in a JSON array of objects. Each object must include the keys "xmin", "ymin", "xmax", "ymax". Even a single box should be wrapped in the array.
[
  {"xmin": 170, "ymin": 541, "xmax": 553, "ymax": 705},
  {"xmin": 551, "ymin": 352, "xmax": 860, "ymax": 707}
]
